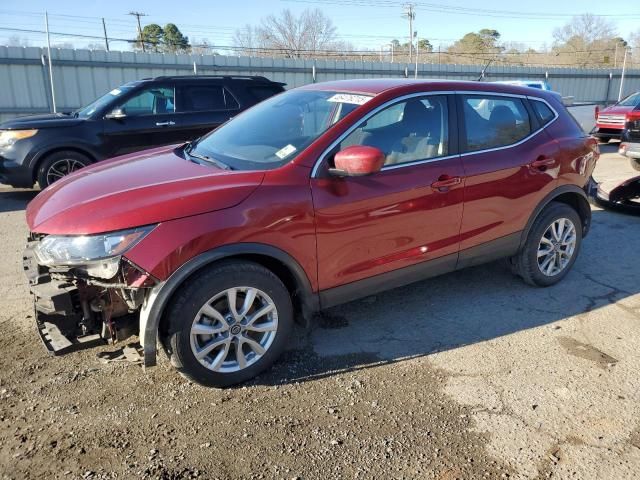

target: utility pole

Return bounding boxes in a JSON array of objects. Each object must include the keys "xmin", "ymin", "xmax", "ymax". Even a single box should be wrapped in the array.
[
  {"xmin": 618, "ymin": 47, "xmax": 628, "ymax": 102},
  {"xmin": 44, "ymin": 11, "xmax": 56, "ymax": 113},
  {"xmin": 402, "ymin": 3, "xmax": 415, "ymax": 64},
  {"xmin": 415, "ymin": 35, "xmax": 419, "ymax": 78},
  {"xmin": 128, "ymin": 11, "xmax": 147, "ymax": 52},
  {"xmin": 101, "ymin": 18, "xmax": 109, "ymax": 51}
]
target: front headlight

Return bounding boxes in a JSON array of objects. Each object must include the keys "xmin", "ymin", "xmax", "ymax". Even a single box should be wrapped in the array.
[
  {"xmin": 34, "ymin": 225, "xmax": 155, "ymax": 267},
  {"xmin": 0, "ymin": 129, "xmax": 38, "ymax": 148}
]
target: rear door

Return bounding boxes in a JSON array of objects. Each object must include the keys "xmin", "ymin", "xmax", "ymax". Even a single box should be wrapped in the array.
[
  {"xmin": 101, "ymin": 83, "xmax": 178, "ymax": 156},
  {"xmin": 174, "ymin": 83, "xmax": 241, "ymax": 140},
  {"xmin": 456, "ymin": 93, "xmax": 560, "ymax": 266},
  {"xmin": 310, "ymin": 94, "xmax": 465, "ymax": 294}
]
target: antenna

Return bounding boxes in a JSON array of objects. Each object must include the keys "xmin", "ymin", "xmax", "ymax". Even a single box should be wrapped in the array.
[{"xmin": 477, "ymin": 58, "xmax": 494, "ymax": 81}]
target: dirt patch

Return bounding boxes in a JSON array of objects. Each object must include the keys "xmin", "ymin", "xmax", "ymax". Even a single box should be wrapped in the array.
[
  {"xmin": 0, "ymin": 321, "xmax": 513, "ymax": 479},
  {"xmin": 557, "ymin": 337, "xmax": 618, "ymax": 369}
]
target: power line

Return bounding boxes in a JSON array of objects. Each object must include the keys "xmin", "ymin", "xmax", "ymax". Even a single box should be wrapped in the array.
[{"xmin": 283, "ymin": 0, "xmax": 640, "ymax": 19}]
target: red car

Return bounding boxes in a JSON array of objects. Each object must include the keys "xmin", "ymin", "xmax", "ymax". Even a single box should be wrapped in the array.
[
  {"xmin": 24, "ymin": 79, "xmax": 599, "ymax": 387},
  {"xmin": 592, "ymin": 91, "xmax": 640, "ymax": 143}
]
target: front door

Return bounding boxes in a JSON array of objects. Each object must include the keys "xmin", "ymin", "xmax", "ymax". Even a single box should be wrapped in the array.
[
  {"xmin": 310, "ymin": 94, "xmax": 465, "ymax": 296},
  {"xmin": 101, "ymin": 84, "xmax": 179, "ymax": 157}
]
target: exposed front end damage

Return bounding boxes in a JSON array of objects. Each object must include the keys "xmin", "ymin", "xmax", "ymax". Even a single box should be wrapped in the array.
[
  {"xmin": 595, "ymin": 175, "xmax": 640, "ymax": 215},
  {"xmin": 23, "ymin": 234, "xmax": 157, "ymax": 356}
]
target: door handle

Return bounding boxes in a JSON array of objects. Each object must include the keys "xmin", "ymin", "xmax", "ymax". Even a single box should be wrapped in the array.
[
  {"xmin": 530, "ymin": 156, "xmax": 555, "ymax": 170},
  {"xmin": 155, "ymin": 121, "xmax": 175, "ymax": 127},
  {"xmin": 431, "ymin": 175, "xmax": 461, "ymax": 192}
]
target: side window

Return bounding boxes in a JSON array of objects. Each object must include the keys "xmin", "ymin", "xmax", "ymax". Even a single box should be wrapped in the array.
[
  {"xmin": 339, "ymin": 95, "xmax": 449, "ymax": 167},
  {"xmin": 531, "ymin": 100, "xmax": 556, "ymax": 126},
  {"xmin": 178, "ymin": 86, "xmax": 239, "ymax": 113},
  {"xmin": 248, "ymin": 85, "xmax": 284, "ymax": 102},
  {"xmin": 461, "ymin": 95, "xmax": 531, "ymax": 152},
  {"xmin": 119, "ymin": 87, "xmax": 174, "ymax": 116}
]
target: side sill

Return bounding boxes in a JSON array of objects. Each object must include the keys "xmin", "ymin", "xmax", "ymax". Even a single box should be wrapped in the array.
[
  {"xmin": 319, "ymin": 253, "xmax": 458, "ymax": 309},
  {"xmin": 456, "ymin": 232, "xmax": 521, "ymax": 270}
]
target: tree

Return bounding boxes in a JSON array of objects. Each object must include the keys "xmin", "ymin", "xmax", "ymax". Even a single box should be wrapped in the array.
[
  {"xmin": 138, "ymin": 24, "xmax": 164, "ymax": 52},
  {"xmin": 163, "ymin": 23, "xmax": 190, "ymax": 53},
  {"xmin": 135, "ymin": 23, "xmax": 190, "ymax": 54},
  {"xmin": 553, "ymin": 14, "xmax": 615, "ymax": 46},
  {"xmin": 233, "ymin": 8, "xmax": 338, "ymax": 58},
  {"xmin": 552, "ymin": 14, "xmax": 617, "ymax": 67},
  {"xmin": 7, "ymin": 35, "xmax": 30, "ymax": 47},
  {"xmin": 447, "ymin": 29, "xmax": 503, "ymax": 64},
  {"xmin": 417, "ymin": 38, "xmax": 433, "ymax": 53}
]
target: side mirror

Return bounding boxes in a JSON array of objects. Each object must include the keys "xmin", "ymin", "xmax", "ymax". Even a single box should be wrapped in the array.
[
  {"xmin": 329, "ymin": 145, "xmax": 385, "ymax": 177},
  {"xmin": 105, "ymin": 108, "xmax": 126, "ymax": 120},
  {"xmin": 594, "ymin": 105, "xmax": 600, "ymax": 120}
]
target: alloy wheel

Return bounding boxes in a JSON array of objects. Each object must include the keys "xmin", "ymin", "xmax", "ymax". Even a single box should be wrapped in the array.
[
  {"xmin": 537, "ymin": 218, "xmax": 577, "ymax": 277},
  {"xmin": 46, "ymin": 158, "xmax": 86, "ymax": 184},
  {"xmin": 189, "ymin": 287, "xmax": 278, "ymax": 373}
]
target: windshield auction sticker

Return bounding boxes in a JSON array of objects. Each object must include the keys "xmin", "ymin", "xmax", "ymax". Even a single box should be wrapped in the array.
[
  {"xmin": 275, "ymin": 144, "xmax": 297, "ymax": 159},
  {"xmin": 328, "ymin": 94, "xmax": 372, "ymax": 105}
]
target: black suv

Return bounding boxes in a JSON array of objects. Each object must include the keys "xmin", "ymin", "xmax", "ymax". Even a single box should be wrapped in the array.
[{"xmin": 0, "ymin": 75, "xmax": 285, "ymax": 188}]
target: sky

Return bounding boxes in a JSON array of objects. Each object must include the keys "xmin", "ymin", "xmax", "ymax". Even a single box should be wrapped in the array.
[{"xmin": 0, "ymin": 0, "xmax": 638, "ymax": 52}]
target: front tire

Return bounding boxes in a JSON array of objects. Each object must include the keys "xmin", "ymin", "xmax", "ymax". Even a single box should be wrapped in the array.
[
  {"xmin": 37, "ymin": 150, "xmax": 92, "ymax": 188},
  {"xmin": 512, "ymin": 202, "xmax": 582, "ymax": 287},
  {"xmin": 631, "ymin": 158, "xmax": 640, "ymax": 172},
  {"xmin": 165, "ymin": 261, "xmax": 293, "ymax": 388}
]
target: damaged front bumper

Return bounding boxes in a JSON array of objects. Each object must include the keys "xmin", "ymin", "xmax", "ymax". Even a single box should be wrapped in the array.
[
  {"xmin": 594, "ymin": 175, "xmax": 640, "ymax": 215},
  {"xmin": 23, "ymin": 238, "xmax": 157, "ymax": 357}
]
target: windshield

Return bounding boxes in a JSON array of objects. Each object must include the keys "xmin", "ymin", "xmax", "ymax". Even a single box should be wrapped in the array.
[
  {"xmin": 76, "ymin": 85, "xmax": 136, "ymax": 118},
  {"xmin": 190, "ymin": 90, "xmax": 371, "ymax": 170},
  {"xmin": 618, "ymin": 92, "xmax": 640, "ymax": 107}
]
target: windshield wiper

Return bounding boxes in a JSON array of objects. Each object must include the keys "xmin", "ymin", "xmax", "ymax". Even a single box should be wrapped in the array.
[{"xmin": 186, "ymin": 149, "xmax": 232, "ymax": 171}]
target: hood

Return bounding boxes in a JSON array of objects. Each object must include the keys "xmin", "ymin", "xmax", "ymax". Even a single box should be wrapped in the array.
[
  {"xmin": 1, "ymin": 112, "xmax": 84, "ymax": 130},
  {"xmin": 26, "ymin": 145, "xmax": 265, "ymax": 235},
  {"xmin": 600, "ymin": 105, "xmax": 635, "ymax": 115}
]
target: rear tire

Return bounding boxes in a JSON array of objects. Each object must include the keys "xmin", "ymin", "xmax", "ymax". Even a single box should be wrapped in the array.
[
  {"xmin": 512, "ymin": 202, "xmax": 582, "ymax": 287},
  {"xmin": 36, "ymin": 150, "xmax": 92, "ymax": 188},
  {"xmin": 599, "ymin": 136, "xmax": 612, "ymax": 144},
  {"xmin": 165, "ymin": 261, "xmax": 293, "ymax": 388},
  {"xmin": 631, "ymin": 158, "xmax": 640, "ymax": 172}
]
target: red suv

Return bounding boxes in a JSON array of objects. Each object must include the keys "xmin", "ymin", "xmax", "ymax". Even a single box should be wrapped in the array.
[
  {"xmin": 24, "ymin": 79, "xmax": 598, "ymax": 387},
  {"xmin": 592, "ymin": 91, "xmax": 640, "ymax": 143}
]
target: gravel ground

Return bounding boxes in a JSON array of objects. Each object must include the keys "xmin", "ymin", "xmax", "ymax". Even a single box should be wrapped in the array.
[{"xmin": 1, "ymin": 143, "xmax": 639, "ymax": 479}]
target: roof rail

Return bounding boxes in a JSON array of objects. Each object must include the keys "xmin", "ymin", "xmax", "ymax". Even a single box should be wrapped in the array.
[{"xmin": 150, "ymin": 75, "xmax": 273, "ymax": 82}]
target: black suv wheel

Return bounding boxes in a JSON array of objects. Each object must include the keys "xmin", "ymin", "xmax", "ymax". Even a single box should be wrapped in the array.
[{"xmin": 37, "ymin": 150, "xmax": 92, "ymax": 188}]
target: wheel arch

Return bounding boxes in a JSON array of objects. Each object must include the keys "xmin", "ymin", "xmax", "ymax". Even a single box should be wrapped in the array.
[
  {"xmin": 519, "ymin": 184, "xmax": 591, "ymax": 251},
  {"xmin": 139, "ymin": 243, "xmax": 319, "ymax": 368},
  {"xmin": 30, "ymin": 145, "xmax": 98, "ymax": 182}
]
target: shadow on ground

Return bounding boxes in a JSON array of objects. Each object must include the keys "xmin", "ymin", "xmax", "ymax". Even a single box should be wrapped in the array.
[
  {"xmin": 0, "ymin": 188, "xmax": 38, "ymax": 213},
  {"xmin": 254, "ymin": 208, "xmax": 640, "ymax": 387}
]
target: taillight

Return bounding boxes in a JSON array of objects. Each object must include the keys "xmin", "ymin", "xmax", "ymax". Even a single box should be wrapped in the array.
[{"xmin": 626, "ymin": 110, "xmax": 640, "ymax": 122}]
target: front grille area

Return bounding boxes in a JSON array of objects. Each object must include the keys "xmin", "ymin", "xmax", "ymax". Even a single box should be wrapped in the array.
[{"xmin": 597, "ymin": 114, "xmax": 626, "ymax": 126}]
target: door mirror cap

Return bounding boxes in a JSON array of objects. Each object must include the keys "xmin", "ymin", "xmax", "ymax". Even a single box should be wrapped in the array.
[
  {"xmin": 105, "ymin": 108, "xmax": 126, "ymax": 120},
  {"xmin": 329, "ymin": 145, "xmax": 385, "ymax": 177}
]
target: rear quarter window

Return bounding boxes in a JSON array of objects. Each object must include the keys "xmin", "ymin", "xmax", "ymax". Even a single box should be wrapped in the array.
[
  {"xmin": 530, "ymin": 99, "xmax": 556, "ymax": 126},
  {"xmin": 247, "ymin": 85, "xmax": 285, "ymax": 102}
]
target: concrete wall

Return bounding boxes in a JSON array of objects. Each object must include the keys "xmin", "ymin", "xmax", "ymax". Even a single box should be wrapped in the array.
[{"xmin": 2, "ymin": 45, "xmax": 640, "ymax": 122}]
